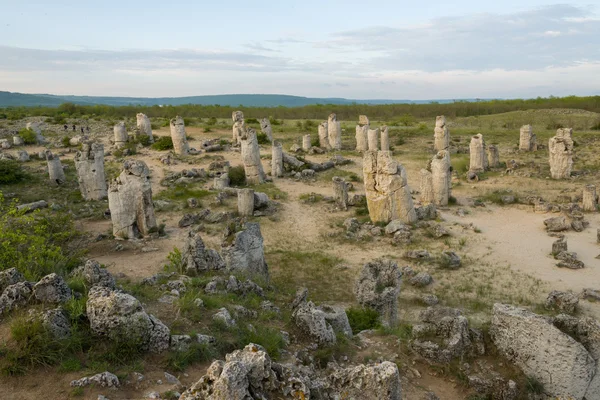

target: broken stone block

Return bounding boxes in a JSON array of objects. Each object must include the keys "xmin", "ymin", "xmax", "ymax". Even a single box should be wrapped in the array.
[
  {"xmin": 354, "ymin": 259, "xmax": 401, "ymax": 327},
  {"xmin": 113, "ymin": 122, "xmax": 128, "ymax": 148},
  {"xmin": 545, "ymin": 290, "xmax": 579, "ymax": 314},
  {"xmin": 582, "ymin": 184, "xmax": 597, "ymax": 212},
  {"xmin": 367, "ymin": 127, "xmax": 379, "ymax": 151},
  {"xmin": 237, "ymin": 188, "xmax": 255, "ymax": 217},
  {"xmin": 332, "ymin": 176, "xmax": 349, "ymax": 211},
  {"xmin": 380, "ymin": 125, "xmax": 390, "ymax": 151},
  {"xmin": 45, "ymin": 150, "xmax": 65, "ymax": 184},
  {"xmin": 181, "ymin": 231, "xmax": 225, "ymax": 275},
  {"xmin": 222, "ymin": 222, "xmax": 268, "ymax": 281},
  {"xmin": 519, "ymin": 124, "xmax": 536, "ymax": 151}
]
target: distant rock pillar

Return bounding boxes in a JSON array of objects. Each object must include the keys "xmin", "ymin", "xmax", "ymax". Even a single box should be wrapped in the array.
[
  {"xmin": 469, "ymin": 133, "xmax": 488, "ymax": 172},
  {"xmin": 327, "ymin": 113, "xmax": 341, "ymax": 150},
  {"xmin": 318, "ymin": 121, "xmax": 330, "ymax": 149},
  {"xmin": 113, "ymin": 122, "xmax": 128, "ymax": 148},
  {"xmin": 46, "ymin": 150, "xmax": 66, "ymax": 184},
  {"xmin": 420, "ymin": 169, "xmax": 434, "ymax": 205},
  {"xmin": 380, "ymin": 125, "xmax": 390, "ymax": 151},
  {"xmin": 170, "ymin": 116, "xmax": 189, "ymax": 155},
  {"xmin": 302, "ymin": 134, "xmax": 311, "ymax": 151},
  {"xmin": 332, "ymin": 176, "xmax": 349, "ymax": 211},
  {"xmin": 431, "ymin": 150, "xmax": 450, "ymax": 206},
  {"xmin": 434, "ymin": 116, "xmax": 449, "ymax": 151},
  {"xmin": 367, "ymin": 128, "xmax": 379, "ymax": 151},
  {"xmin": 487, "ymin": 145, "xmax": 500, "ymax": 168},
  {"xmin": 240, "ymin": 127, "xmax": 266, "ymax": 184},
  {"xmin": 260, "ymin": 118, "xmax": 273, "ymax": 142},
  {"xmin": 136, "ymin": 113, "xmax": 153, "ymax": 143},
  {"xmin": 232, "ymin": 111, "xmax": 244, "ymax": 144},
  {"xmin": 271, "ymin": 142, "xmax": 283, "ymax": 178},
  {"xmin": 519, "ymin": 125, "xmax": 536, "ymax": 151},
  {"xmin": 549, "ymin": 128, "xmax": 573, "ymax": 179},
  {"xmin": 355, "ymin": 115, "xmax": 369, "ymax": 152}
]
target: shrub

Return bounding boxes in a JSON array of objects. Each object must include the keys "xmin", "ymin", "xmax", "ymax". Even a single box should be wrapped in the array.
[
  {"xmin": 165, "ymin": 247, "xmax": 184, "ymax": 274},
  {"xmin": 135, "ymin": 134, "xmax": 152, "ymax": 147},
  {"xmin": 151, "ymin": 136, "xmax": 173, "ymax": 151},
  {"xmin": 0, "ymin": 160, "xmax": 28, "ymax": 184},
  {"xmin": 346, "ymin": 307, "xmax": 381, "ymax": 334},
  {"xmin": 206, "ymin": 117, "xmax": 217, "ymax": 126},
  {"xmin": 18, "ymin": 128, "xmax": 37, "ymax": 144},
  {"xmin": 269, "ymin": 117, "xmax": 282, "ymax": 126},
  {"xmin": 165, "ymin": 342, "xmax": 217, "ymax": 371},
  {"xmin": 246, "ymin": 118, "xmax": 259, "ymax": 124},
  {"xmin": 228, "ymin": 165, "xmax": 246, "ymax": 186},
  {"xmin": 256, "ymin": 133, "xmax": 270, "ymax": 144}
]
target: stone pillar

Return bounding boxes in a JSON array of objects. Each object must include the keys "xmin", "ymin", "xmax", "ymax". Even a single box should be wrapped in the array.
[
  {"xmin": 214, "ymin": 173, "xmax": 230, "ymax": 190},
  {"xmin": 13, "ymin": 136, "xmax": 24, "ymax": 146},
  {"xmin": 260, "ymin": 118, "xmax": 273, "ymax": 142},
  {"xmin": 26, "ymin": 122, "xmax": 45, "ymax": 144},
  {"xmin": 136, "ymin": 113, "xmax": 154, "ymax": 143},
  {"xmin": 380, "ymin": 125, "xmax": 390, "ymax": 151},
  {"xmin": 434, "ymin": 116, "xmax": 449, "ymax": 151},
  {"xmin": 327, "ymin": 113, "xmax": 341, "ymax": 150},
  {"xmin": 240, "ymin": 127, "xmax": 266, "ymax": 184},
  {"xmin": 332, "ymin": 176, "xmax": 349, "ymax": 210},
  {"xmin": 363, "ymin": 151, "xmax": 417, "ymax": 224},
  {"xmin": 74, "ymin": 142, "xmax": 107, "ymax": 200},
  {"xmin": 431, "ymin": 150, "xmax": 450, "ymax": 206},
  {"xmin": 170, "ymin": 116, "xmax": 189, "ymax": 155},
  {"xmin": 108, "ymin": 160, "xmax": 157, "ymax": 240},
  {"xmin": 519, "ymin": 125, "xmax": 536, "ymax": 151},
  {"xmin": 318, "ymin": 121, "xmax": 330, "ymax": 149},
  {"xmin": 302, "ymin": 134, "xmax": 311, "ymax": 151},
  {"xmin": 549, "ymin": 128, "xmax": 573, "ymax": 179},
  {"xmin": 113, "ymin": 122, "xmax": 128, "ymax": 148},
  {"xmin": 487, "ymin": 145, "xmax": 500, "ymax": 168},
  {"xmin": 368, "ymin": 128, "xmax": 379, "ymax": 151},
  {"xmin": 232, "ymin": 111, "xmax": 244, "ymax": 144},
  {"xmin": 582, "ymin": 185, "xmax": 597, "ymax": 212},
  {"xmin": 469, "ymin": 133, "xmax": 488, "ymax": 172},
  {"xmin": 46, "ymin": 150, "xmax": 65, "ymax": 184},
  {"xmin": 271, "ymin": 142, "xmax": 283, "ymax": 178},
  {"xmin": 420, "ymin": 169, "xmax": 434, "ymax": 205},
  {"xmin": 238, "ymin": 189, "xmax": 255, "ymax": 217},
  {"xmin": 355, "ymin": 115, "xmax": 369, "ymax": 152}
]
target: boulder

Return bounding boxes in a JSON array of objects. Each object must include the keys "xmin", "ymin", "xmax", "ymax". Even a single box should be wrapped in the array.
[
  {"xmin": 182, "ymin": 231, "xmax": 225, "ymax": 275},
  {"xmin": 354, "ymin": 259, "xmax": 401, "ymax": 327},
  {"xmin": 545, "ymin": 290, "xmax": 579, "ymax": 314},
  {"xmin": 222, "ymin": 223, "xmax": 268, "ymax": 281},
  {"xmin": 0, "ymin": 282, "xmax": 33, "ymax": 315},
  {"xmin": 0, "ymin": 268, "xmax": 24, "ymax": 293},
  {"xmin": 71, "ymin": 372, "xmax": 120, "ymax": 388},
  {"xmin": 71, "ymin": 259, "xmax": 115, "ymax": 289},
  {"xmin": 292, "ymin": 300, "xmax": 336, "ymax": 345},
  {"xmin": 33, "ymin": 273, "xmax": 71, "ymax": 303}
]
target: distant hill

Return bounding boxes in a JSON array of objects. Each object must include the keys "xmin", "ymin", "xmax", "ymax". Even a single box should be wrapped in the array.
[{"xmin": 0, "ymin": 91, "xmax": 479, "ymax": 108}]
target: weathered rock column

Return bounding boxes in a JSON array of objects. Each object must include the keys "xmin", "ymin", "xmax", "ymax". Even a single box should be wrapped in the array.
[
  {"xmin": 302, "ymin": 134, "xmax": 311, "ymax": 151},
  {"xmin": 170, "ymin": 116, "xmax": 189, "ymax": 155},
  {"xmin": 355, "ymin": 115, "xmax": 369, "ymax": 152},
  {"xmin": 363, "ymin": 151, "xmax": 417, "ymax": 224},
  {"xmin": 74, "ymin": 143, "xmax": 107, "ymax": 200},
  {"xmin": 519, "ymin": 125, "xmax": 536, "ymax": 151},
  {"xmin": 240, "ymin": 127, "xmax": 266, "ymax": 184},
  {"xmin": 260, "ymin": 118, "xmax": 273, "ymax": 142},
  {"xmin": 434, "ymin": 116, "xmax": 449, "ymax": 151},
  {"xmin": 487, "ymin": 145, "xmax": 500, "ymax": 168},
  {"xmin": 420, "ymin": 169, "xmax": 434, "ymax": 204},
  {"xmin": 368, "ymin": 128, "xmax": 379, "ymax": 151},
  {"xmin": 469, "ymin": 133, "xmax": 488, "ymax": 172},
  {"xmin": 213, "ymin": 173, "xmax": 229, "ymax": 189},
  {"xmin": 136, "ymin": 113, "xmax": 154, "ymax": 143},
  {"xmin": 327, "ymin": 113, "xmax": 341, "ymax": 150},
  {"xmin": 113, "ymin": 122, "xmax": 128, "ymax": 148},
  {"xmin": 431, "ymin": 150, "xmax": 450, "ymax": 206},
  {"xmin": 232, "ymin": 111, "xmax": 244, "ymax": 144},
  {"xmin": 271, "ymin": 142, "xmax": 283, "ymax": 177},
  {"xmin": 380, "ymin": 125, "xmax": 390, "ymax": 151},
  {"xmin": 238, "ymin": 189, "xmax": 255, "ymax": 217},
  {"xmin": 583, "ymin": 185, "xmax": 597, "ymax": 212},
  {"xmin": 108, "ymin": 160, "xmax": 157, "ymax": 240},
  {"xmin": 549, "ymin": 128, "xmax": 574, "ymax": 179},
  {"xmin": 318, "ymin": 121, "xmax": 330, "ymax": 149},
  {"xmin": 332, "ymin": 176, "xmax": 349, "ymax": 210},
  {"xmin": 26, "ymin": 122, "xmax": 45, "ymax": 144},
  {"xmin": 46, "ymin": 150, "xmax": 66, "ymax": 184}
]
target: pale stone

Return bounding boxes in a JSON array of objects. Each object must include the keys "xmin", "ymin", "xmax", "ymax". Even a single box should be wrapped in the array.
[
  {"xmin": 46, "ymin": 150, "xmax": 65, "ymax": 184},
  {"xmin": 170, "ymin": 116, "xmax": 189, "ymax": 155},
  {"xmin": 420, "ymin": 169, "xmax": 434, "ymax": 205},
  {"xmin": 26, "ymin": 122, "xmax": 44, "ymax": 144},
  {"xmin": 519, "ymin": 125, "xmax": 537, "ymax": 151},
  {"xmin": 318, "ymin": 121, "xmax": 330, "ymax": 149},
  {"xmin": 434, "ymin": 116, "xmax": 449, "ymax": 151},
  {"xmin": 108, "ymin": 160, "xmax": 157, "ymax": 239},
  {"xmin": 367, "ymin": 128, "xmax": 379, "ymax": 151},
  {"xmin": 327, "ymin": 113, "xmax": 341, "ymax": 150},
  {"xmin": 271, "ymin": 142, "xmax": 283, "ymax": 178},
  {"xmin": 74, "ymin": 142, "xmax": 107, "ymax": 200},
  {"xmin": 238, "ymin": 189, "xmax": 255, "ymax": 217},
  {"xmin": 380, "ymin": 125, "xmax": 390, "ymax": 151},
  {"xmin": 232, "ymin": 111, "xmax": 244, "ymax": 144},
  {"xmin": 358, "ymin": 115, "xmax": 369, "ymax": 125},
  {"xmin": 549, "ymin": 128, "xmax": 574, "ymax": 179},
  {"xmin": 355, "ymin": 124, "xmax": 369, "ymax": 151},
  {"xmin": 583, "ymin": 185, "xmax": 597, "ymax": 212},
  {"xmin": 213, "ymin": 174, "xmax": 229, "ymax": 189},
  {"xmin": 13, "ymin": 136, "xmax": 24, "ymax": 146},
  {"xmin": 332, "ymin": 176, "xmax": 349, "ymax": 210},
  {"xmin": 355, "ymin": 259, "xmax": 401, "ymax": 327},
  {"xmin": 240, "ymin": 127, "xmax": 265, "ymax": 184},
  {"xmin": 302, "ymin": 134, "xmax": 311, "ymax": 151},
  {"xmin": 487, "ymin": 145, "xmax": 500, "ymax": 168},
  {"xmin": 431, "ymin": 150, "xmax": 450, "ymax": 206},
  {"xmin": 469, "ymin": 133, "xmax": 488, "ymax": 172},
  {"xmin": 113, "ymin": 122, "xmax": 128, "ymax": 148},
  {"xmin": 363, "ymin": 151, "xmax": 417, "ymax": 224},
  {"xmin": 259, "ymin": 118, "xmax": 273, "ymax": 142},
  {"xmin": 136, "ymin": 113, "xmax": 153, "ymax": 143}
]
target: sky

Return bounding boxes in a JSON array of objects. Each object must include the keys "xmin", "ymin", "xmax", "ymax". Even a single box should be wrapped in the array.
[{"xmin": 0, "ymin": 0, "xmax": 599, "ymax": 99}]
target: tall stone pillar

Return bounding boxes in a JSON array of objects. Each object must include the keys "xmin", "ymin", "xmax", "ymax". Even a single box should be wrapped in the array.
[
  {"xmin": 260, "ymin": 118, "xmax": 273, "ymax": 142},
  {"xmin": 367, "ymin": 128, "xmax": 379, "ymax": 151},
  {"xmin": 114, "ymin": 122, "xmax": 128, "ymax": 149},
  {"xmin": 380, "ymin": 126, "xmax": 390, "ymax": 151},
  {"xmin": 332, "ymin": 176, "xmax": 349, "ymax": 210},
  {"xmin": 170, "ymin": 116, "xmax": 189, "ymax": 155},
  {"xmin": 327, "ymin": 113, "xmax": 341, "ymax": 150},
  {"xmin": 549, "ymin": 128, "xmax": 573, "ymax": 179},
  {"xmin": 434, "ymin": 116, "xmax": 449, "ymax": 151},
  {"xmin": 46, "ymin": 150, "xmax": 66, "ymax": 184},
  {"xmin": 240, "ymin": 127, "xmax": 266, "ymax": 184},
  {"xmin": 271, "ymin": 142, "xmax": 283, "ymax": 178},
  {"xmin": 318, "ymin": 121, "xmax": 330, "ymax": 149},
  {"xmin": 355, "ymin": 115, "xmax": 369, "ymax": 152},
  {"xmin": 136, "ymin": 113, "xmax": 153, "ymax": 143},
  {"xmin": 469, "ymin": 133, "xmax": 488, "ymax": 172},
  {"xmin": 74, "ymin": 142, "xmax": 107, "ymax": 200}
]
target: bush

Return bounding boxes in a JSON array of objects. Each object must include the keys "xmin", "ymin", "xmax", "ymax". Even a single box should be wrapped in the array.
[
  {"xmin": 228, "ymin": 165, "xmax": 246, "ymax": 186},
  {"xmin": 269, "ymin": 117, "xmax": 282, "ymax": 126},
  {"xmin": 135, "ymin": 134, "xmax": 152, "ymax": 147},
  {"xmin": 165, "ymin": 342, "xmax": 217, "ymax": 372},
  {"xmin": 61, "ymin": 136, "xmax": 72, "ymax": 147},
  {"xmin": 18, "ymin": 128, "xmax": 37, "ymax": 144},
  {"xmin": 246, "ymin": 118, "xmax": 259, "ymax": 124},
  {"xmin": 256, "ymin": 133, "xmax": 270, "ymax": 144},
  {"xmin": 346, "ymin": 307, "xmax": 380, "ymax": 333},
  {"xmin": 151, "ymin": 136, "xmax": 173, "ymax": 151},
  {"xmin": 0, "ymin": 160, "xmax": 28, "ymax": 184}
]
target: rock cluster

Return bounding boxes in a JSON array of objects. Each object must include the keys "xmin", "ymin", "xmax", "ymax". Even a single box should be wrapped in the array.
[{"xmin": 354, "ymin": 259, "xmax": 401, "ymax": 327}]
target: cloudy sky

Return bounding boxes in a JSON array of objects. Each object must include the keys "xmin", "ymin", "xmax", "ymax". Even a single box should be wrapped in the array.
[{"xmin": 0, "ymin": 1, "xmax": 599, "ymax": 99}]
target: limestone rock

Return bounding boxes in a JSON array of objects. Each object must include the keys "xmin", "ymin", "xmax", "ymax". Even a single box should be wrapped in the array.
[
  {"xmin": 582, "ymin": 185, "xmax": 597, "ymax": 212},
  {"xmin": 33, "ymin": 273, "xmax": 71, "ymax": 303},
  {"xmin": 181, "ymin": 231, "xmax": 225, "ymax": 276},
  {"xmin": 431, "ymin": 150, "xmax": 450, "ymax": 206},
  {"xmin": 259, "ymin": 118, "xmax": 273, "ymax": 142},
  {"xmin": 328, "ymin": 361, "xmax": 402, "ymax": 400},
  {"xmin": 75, "ymin": 142, "xmax": 108, "ymax": 200},
  {"xmin": 292, "ymin": 300, "xmax": 336, "ymax": 345},
  {"xmin": 545, "ymin": 290, "xmax": 579, "ymax": 314},
  {"xmin": 327, "ymin": 113, "xmax": 341, "ymax": 150},
  {"xmin": 70, "ymin": 260, "xmax": 116, "ymax": 289},
  {"xmin": 319, "ymin": 304, "xmax": 353, "ymax": 337},
  {"xmin": 46, "ymin": 150, "xmax": 66, "ymax": 184},
  {"xmin": 487, "ymin": 145, "xmax": 500, "ymax": 168},
  {"xmin": 434, "ymin": 116, "xmax": 449, "ymax": 151},
  {"xmin": 380, "ymin": 125, "xmax": 390, "ymax": 151},
  {"xmin": 318, "ymin": 121, "xmax": 330, "ymax": 149},
  {"xmin": 544, "ymin": 216, "xmax": 570, "ymax": 232},
  {"xmin": 0, "ymin": 268, "xmax": 24, "ymax": 294},
  {"xmin": 490, "ymin": 303, "xmax": 595, "ymax": 399},
  {"xmin": 440, "ymin": 251, "xmax": 462, "ymax": 269},
  {"xmin": 332, "ymin": 176, "xmax": 349, "ymax": 210},
  {"xmin": 212, "ymin": 307, "xmax": 236, "ymax": 327},
  {"xmin": 549, "ymin": 128, "xmax": 573, "ymax": 179},
  {"xmin": 355, "ymin": 259, "xmax": 401, "ymax": 327},
  {"xmin": 222, "ymin": 222, "xmax": 268, "ymax": 281},
  {"xmin": 170, "ymin": 116, "xmax": 189, "ymax": 155},
  {"xmin": 31, "ymin": 308, "xmax": 71, "ymax": 339},
  {"xmin": 410, "ymin": 272, "xmax": 433, "ymax": 287},
  {"xmin": 71, "ymin": 372, "xmax": 120, "ymax": 388},
  {"xmin": 240, "ymin": 127, "xmax": 266, "ymax": 184},
  {"xmin": 0, "ymin": 282, "xmax": 33, "ymax": 315},
  {"xmin": 136, "ymin": 113, "xmax": 154, "ymax": 143},
  {"xmin": 367, "ymin": 127, "xmax": 379, "ymax": 151},
  {"xmin": 271, "ymin": 142, "xmax": 283, "ymax": 178},
  {"xmin": 355, "ymin": 124, "xmax": 369, "ymax": 152},
  {"xmin": 113, "ymin": 122, "xmax": 128, "ymax": 148},
  {"xmin": 519, "ymin": 125, "xmax": 536, "ymax": 151},
  {"xmin": 469, "ymin": 134, "xmax": 488, "ymax": 172}
]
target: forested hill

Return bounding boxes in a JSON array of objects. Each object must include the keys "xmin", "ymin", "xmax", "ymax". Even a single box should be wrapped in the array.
[{"xmin": 0, "ymin": 91, "xmax": 468, "ymax": 108}]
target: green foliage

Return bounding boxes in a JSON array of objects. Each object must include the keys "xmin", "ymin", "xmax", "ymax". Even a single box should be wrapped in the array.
[
  {"xmin": 245, "ymin": 117, "xmax": 259, "ymax": 124},
  {"xmin": 235, "ymin": 325, "xmax": 286, "ymax": 359},
  {"xmin": 59, "ymin": 357, "xmax": 82, "ymax": 372},
  {"xmin": 0, "ymin": 193, "xmax": 83, "ymax": 280},
  {"xmin": 477, "ymin": 189, "xmax": 518, "ymax": 205},
  {"xmin": 346, "ymin": 307, "xmax": 381, "ymax": 334},
  {"xmin": 166, "ymin": 247, "xmax": 184, "ymax": 274},
  {"xmin": 390, "ymin": 114, "xmax": 416, "ymax": 126},
  {"xmin": 256, "ymin": 133, "xmax": 270, "ymax": 144},
  {"xmin": 165, "ymin": 342, "xmax": 217, "ymax": 372},
  {"xmin": 112, "ymin": 142, "xmax": 137, "ymax": 158},
  {"xmin": 151, "ymin": 136, "xmax": 174, "ymax": 150},
  {"xmin": 61, "ymin": 136, "xmax": 72, "ymax": 147},
  {"xmin": 18, "ymin": 128, "xmax": 37, "ymax": 144},
  {"xmin": 228, "ymin": 165, "xmax": 246, "ymax": 186},
  {"xmin": 269, "ymin": 117, "xmax": 282, "ymax": 125},
  {"xmin": 135, "ymin": 134, "xmax": 152, "ymax": 147},
  {"xmin": 0, "ymin": 159, "xmax": 28, "ymax": 184},
  {"xmin": 154, "ymin": 184, "xmax": 211, "ymax": 204},
  {"xmin": 313, "ymin": 333, "xmax": 355, "ymax": 368}
]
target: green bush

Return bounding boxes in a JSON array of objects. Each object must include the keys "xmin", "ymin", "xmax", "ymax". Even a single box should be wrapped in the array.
[
  {"xmin": 61, "ymin": 136, "xmax": 72, "ymax": 147},
  {"xmin": 151, "ymin": 136, "xmax": 174, "ymax": 151},
  {"xmin": 228, "ymin": 165, "xmax": 246, "ymax": 186},
  {"xmin": 165, "ymin": 342, "xmax": 217, "ymax": 371},
  {"xmin": 18, "ymin": 128, "xmax": 37, "ymax": 144},
  {"xmin": 0, "ymin": 160, "xmax": 28, "ymax": 184},
  {"xmin": 346, "ymin": 307, "xmax": 381, "ymax": 334},
  {"xmin": 269, "ymin": 117, "xmax": 282, "ymax": 126},
  {"xmin": 246, "ymin": 118, "xmax": 259, "ymax": 124},
  {"xmin": 135, "ymin": 134, "xmax": 152, "ymax": 147},
  {"xmin": 256, "ymin": 133, "xmax": 270, "ymax": 144}
]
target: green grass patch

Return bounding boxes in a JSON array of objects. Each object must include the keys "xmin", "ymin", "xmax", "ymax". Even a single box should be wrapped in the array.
[
  {"xmin": 151, "ymin": 136, "xmax": 174, "ymax": 150},
  {"xmin": 346, "ymin": 307, "xmax": 380, "ymax": 334}
]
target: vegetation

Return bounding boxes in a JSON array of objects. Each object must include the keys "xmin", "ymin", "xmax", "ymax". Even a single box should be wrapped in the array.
[
  {"xmin": 346, "ymin": 307, "xmax": 381, "ymax": 333},
  {"xmin": 18, "ymin": 128, "xmax": 37, "ymax": 145},
  {"xmin": 228, "ymin": 165, "xmax": 246, "ymax": 186},
  {"xmin": 151, "ymin": 136, "xmax": 174, "ymax": 150},
  {"xmin": 0, "ymin": 160, "xmax": 28, "ymax": 184}
]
